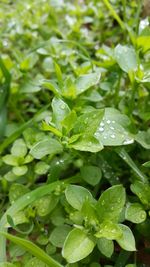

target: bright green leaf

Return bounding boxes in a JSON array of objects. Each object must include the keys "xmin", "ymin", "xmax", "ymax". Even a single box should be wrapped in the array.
[
  {"xmin": 30, "ymin": 137, "xmax": 63, "ymax": 159},
  {"xmin": 125, "ymin": 203, "xmax": 146, "ymax": 223},
  {"xmin": 80, "ymin": 165, "xmax": 102, "ymax": 186},
  {"xmin": 97, "ymin": 238, "xmax": 114, "ymax": 258},
  {"xmin": 65, "ymin": 185, "xmax": 94, "ymax": 211},
  {"xmin": 96, "ymin": 185, "xmax": 126, "ymax": 222},
  {"xmin": 49, "ymin": 225, "xmax": 71, "ymax": 248},
  {"xmin": 116, "ymin": 224, "xmax": 136, "ymax": 251},
  {"xmin": 114, "ymin": 44, "xmax": 137, "ymax": 73},
  {"xmin": 62, "ymin": 228, "xmax": 95, "ymax": 263}
]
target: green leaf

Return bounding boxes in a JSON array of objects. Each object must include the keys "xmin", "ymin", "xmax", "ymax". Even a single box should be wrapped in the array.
[
  {"xmin": 11, "ymin": 139, "xmax": 27, "ymax": 157},
  {"xmin": 25, "ymin": 257, "xmax": 48, "ymax": 267},
  {"xmin": 95, "ymin": 221, "xmax": 122, "ymax": 240},
  {"xmin": 96, "ymin": 185, "xmax": 126, "ymax": 222},
  {"xmin": 12, "ymin": 165, "xmax": 28, "ymax": 176},
  {"xmin": 62, "ymin": 110, "xmax": 77, "ymax": 133},
  {"xmin": 143, "ymin": 161, "xmax": 150, "ymax": 168},
  {"xmin": 75, "ymin": 72, "xmax": 101, "ymax": 95},
  {"xmin": 135, "ymin": 130, "xmax": 150, "ymax": 149},
  {"xmin": 30, "ymin": 137, "xmax": 63, "ymax": 159},
  {"xmin": 54, "ymin": 62, "xmax": 63, "ymax": 88},
  {"xmin": 49, "ymin": 225, "xmax": 71, "ymax": 248},
  {"xmin": 137, "ymin": 36, "xmax": 150, "ymax": 52},
  {"xmin": 65, "ymin": 185, "xmax": 94, "ymax": 211},
  {"xmin": 130, "ymin": 181, "xmax": 150, "ymax": 207},
  {"xmin": 114, "ymin": 44, "xmax": 137, "ymax": 73},
  {"xmin": 94, "ymin": 108, "xmax": 134, "ymax": 146},
  {"xmin": 20, "ymin": 53, "xmax": 39, "ymax": 71},
  {"xmin": 80, "ymin": 165, "xmax": 102, "ymax": 186},
  {"xmin": 69, "ymin": 109, "xmax": 104, "ymax": 152},
  {"xmin": 2, "ymin": 155, "xmax": 19, "ymax": 166},
  {"xmin": 97, "ymin": 238, "xmax": 114, "ymax": 258},
  {"xmin": 34, "ymin": 161, "xmax": 50, "ymax": 175},
  {"xmin": 116, "ymin": 224, "xmax": 136, "ymax": 251},
  {"xmin": 0, "ymin": 263, "xmax": 16, "ymax": 267},
  {"xmin": 9, "ymin": 184, "xmax": 29, "ymax": 204},
  {"xmin": 72, "ymin": 110, "xmax": 104, "ymax": 136},
  {"xmin": 35, "ymin": 195, "xmax": 58, "ymax": 217},
  {"xmin": 62, "ymin": 228, "xmax": 95, "ymax": 263},
  {"xmin": 52, "ymin": 97, "xmax": 70, "ymax": 130},
  {"xmin": 0, "ymin": 232, "xmax": 62, "ymax": 267},
  {"xmin": 69, "ymin": 136, "xmax": 103, "ymax": 153},
  {"xmin": 125, "ymin": 203, "xmax": 146, "ymax": 223}
]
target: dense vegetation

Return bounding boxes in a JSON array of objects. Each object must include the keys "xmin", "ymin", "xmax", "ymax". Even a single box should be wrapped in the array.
[{"xmin": 0, "ymin": 0, "xmax": 150, "ymax": 266}]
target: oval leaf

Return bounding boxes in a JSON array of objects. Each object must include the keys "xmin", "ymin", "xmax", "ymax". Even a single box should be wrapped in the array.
[
  {"xmin": 116, "ymin": 224, "xmax": 136, "ymax": 251},
  {"xmin": 65, "ymin": 185, "xmax": 94, "ymax": 211},
  {"xmin": 30, "ymin": 137, "xmax": 63, "ymax": 159},
  {"xmin": 62, "ymin": 228, "xmax": 95, "ymax": 263},
  {"xmin": 114, "ymin": 44, "xmax": 137, "ymax": 73},
  {"xmin": 96, "ymin": 185, "xmax": 126, "ymax": 222}
]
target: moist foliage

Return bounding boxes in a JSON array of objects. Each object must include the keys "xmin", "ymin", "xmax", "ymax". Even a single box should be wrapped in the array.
[{"xmin": 0, "ymin": 1, "xmax": 150, "ymax": 267}]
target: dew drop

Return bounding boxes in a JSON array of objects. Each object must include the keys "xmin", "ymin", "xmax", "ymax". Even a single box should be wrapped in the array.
[
  {"xmin": 100, "ymin": 122, "xmax": 104, "ymax": 127},
  {"xmin": 110, "ymin": 134, "xmax": 115, "ymax": 139},
  {"xmin": 106, "ymin": 120, "xmax": 111, "ymax": 124},
  {"xmin": 123, "ymin": 139, "xmax": 134, "ymax": 145},
  {"xmin": 104, "ymin": 136, "xmax": 107, "ymax": 139},
  {"xmin": 102, "ymin": 200, "xmax": 105, "ymax": 206},
  {"xmin": 110, "ymin": 126, "xmax": 114, "ymax": 130},
  {"xmin": 61, "ymin": 104, "xmax": 65, "ymax": 110},
  {"xmin": 99, "ymin": 127, "xmax": 104, "ymax": 132},
  {"xmin": 112, "ymin": 120, "xmax": 115, "ymax": 124}
]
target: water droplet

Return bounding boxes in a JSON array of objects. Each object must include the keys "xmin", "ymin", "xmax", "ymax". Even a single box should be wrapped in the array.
[
  {"xmin": 112, "ymin": 120, "xmax": 115, "ymax": 124},
  {"xmin": 61, "ymin": 104, "xmax": 65, "ymax": 110},
  {"xmin": 102, "ymin": 200, "xmax": 105, "ymax": 205},
  {"xmin": 110, "ymin": 134, "xmax": 115, "ymax": 139},
  {"xmin": 104, "ymin": 136, "xmax": 107, "ymax": 139},
  {"xmin": 99, "ymin": 127, "xmax": 104, "ymax": 132},
  {"xmin": 110, "ymin": 126, "xmax": 114, "ymax": 130},
  {"xmin": 100, "ymin": 122, "xmax": 104, "ymax": 127},
  {"xmin": 123, "ymin": 139, "xmax": 134, "ymax": 145},
  {"xmin": 106, "ymin": 120, "xmax": 111, "ymax": 124}
]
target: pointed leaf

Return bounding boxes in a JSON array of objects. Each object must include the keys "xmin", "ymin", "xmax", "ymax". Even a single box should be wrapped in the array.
[
  {"xmin": 114, "ymin": 45, "xmax": 137, "ymax": 73},
  {"xmin": 96, "ymin": 185, "xmax": 126, "ymax": 222},
  {"xmin": 30, "ymin": 137, "xmax": 63, "ymax": 159},
  {"xmin": 116, "ymin": 224, "xmax": 136, "ymax": 251}
]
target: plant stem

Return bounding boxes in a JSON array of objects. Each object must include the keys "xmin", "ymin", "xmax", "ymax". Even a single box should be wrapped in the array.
[
  {"xmin": 102, "ymin": 0, "xmax": 126, "ymax": 31},
  {"xmin": 116, "ymin": 148, "xmax": 148, "ymax": 184}
]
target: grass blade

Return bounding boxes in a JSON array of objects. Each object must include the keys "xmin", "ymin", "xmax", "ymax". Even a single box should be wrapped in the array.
[{"xmin": 0, "ymin": 231, "xmax": 63, "ymax": 267}]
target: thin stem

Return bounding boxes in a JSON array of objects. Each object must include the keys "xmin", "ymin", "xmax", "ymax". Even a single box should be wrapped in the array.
[
  {"xmin": 102, "ymin": 0, "xmax": 126, "ymax": 31},
  {"xmin": 116, "ymin": 148, "xmax": 148, "ymax": 184}
]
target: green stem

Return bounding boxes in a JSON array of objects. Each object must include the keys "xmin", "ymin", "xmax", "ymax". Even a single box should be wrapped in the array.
[
  {"xmin": 129, "ymin": 80, "xmax": 138, "ymax": 117},
  {"xmin": 102, "ymin": 0, "xmax": 126, "ymax": 31},
  {"xmin": 116, "ymin": 148, "xmax": 148, "ymax": 184}
]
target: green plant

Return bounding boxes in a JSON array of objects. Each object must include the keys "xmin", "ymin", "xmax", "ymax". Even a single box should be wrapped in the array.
[{"xmin": 0, "ymin": 0, "xmax": 150, "ymax": 266}]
